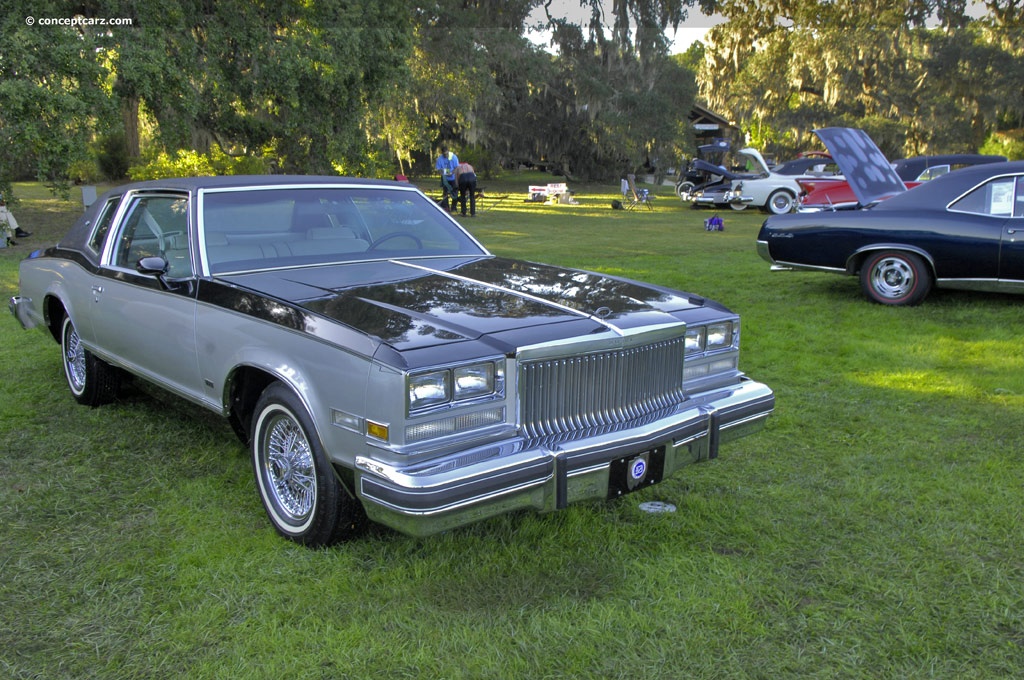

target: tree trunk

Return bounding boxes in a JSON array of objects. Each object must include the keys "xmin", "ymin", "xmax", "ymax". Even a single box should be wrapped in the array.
[{"xmin": 122, "ymin": 95, "xmax": 141, "ymax": 160}]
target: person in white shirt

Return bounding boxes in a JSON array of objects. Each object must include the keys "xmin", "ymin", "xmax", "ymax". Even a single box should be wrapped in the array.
[{"xmin": 0, "ymin": 194, "xmax": 30, "ymax": 245}]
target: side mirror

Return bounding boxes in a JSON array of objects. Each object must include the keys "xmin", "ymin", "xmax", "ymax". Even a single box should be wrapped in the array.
[{"xmin": 136, "ymin": 256, "xmax": 169, "ymax": 276}]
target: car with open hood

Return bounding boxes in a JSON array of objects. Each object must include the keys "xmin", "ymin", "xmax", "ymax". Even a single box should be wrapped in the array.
[
  {"xmin": 692, "ymin": 149, "xmax": 838, "ymax": 215},
  {"xmin": 758, "ymin": 128, "xmax": 1024, "ymax": 306},
  {"xmin": 9, "ymin": 176, "xmax": 774, "ymax": 546},
  {"xmin": 797, "ymin": 153, "xmax": 1008, "ymax": 212}
]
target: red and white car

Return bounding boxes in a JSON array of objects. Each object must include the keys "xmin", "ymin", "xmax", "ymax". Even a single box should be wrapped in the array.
[{"xmin": 798, "ymin": 153, "xmax": 1007, "ymax": 212}]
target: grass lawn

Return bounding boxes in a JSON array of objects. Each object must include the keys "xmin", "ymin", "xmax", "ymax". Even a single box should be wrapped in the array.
[{"xmin": 1, "ymin": 175, "xmax": 1022, "ymax": 679}]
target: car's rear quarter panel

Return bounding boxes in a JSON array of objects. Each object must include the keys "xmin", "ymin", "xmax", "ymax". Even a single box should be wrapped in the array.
[{"xmin": 763, "ymin": 209, "xmax": 1004, "ymax": 277}]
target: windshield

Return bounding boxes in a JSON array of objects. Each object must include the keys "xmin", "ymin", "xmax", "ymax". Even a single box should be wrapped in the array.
[{"xmin": 200, "ymin": 186, "xmax": 487, "ymax": 274}]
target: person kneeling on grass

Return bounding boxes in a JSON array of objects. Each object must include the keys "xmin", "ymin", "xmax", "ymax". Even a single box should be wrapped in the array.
[
  {"xmin": 1, "ymin": 194, "xmax": 31, "ymax": 246},
  {"xmin": 454, "ymin": 160, "xmax": 477, "ymax": 217}
]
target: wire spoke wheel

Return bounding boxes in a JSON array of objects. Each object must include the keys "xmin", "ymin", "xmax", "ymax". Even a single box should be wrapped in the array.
[
  {"xmin": 60, "ymin": 314, "xmax": 119, "ymax": 405},
  {"xmin": 62, "ymin": 320, "xmax": 88, "ymax": 395},
  {"xmin": 251, "ymin": 383, "xmax": 367, "ymax": 546},
  {"xmin": 263, "ymin": 412, "xmax": 316, "ymax": 522}
]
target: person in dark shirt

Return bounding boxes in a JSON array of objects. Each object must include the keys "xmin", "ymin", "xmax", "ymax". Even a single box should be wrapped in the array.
[{"xmin": 454, "ymin": 161, "xmax": 478, "ymax": 217}]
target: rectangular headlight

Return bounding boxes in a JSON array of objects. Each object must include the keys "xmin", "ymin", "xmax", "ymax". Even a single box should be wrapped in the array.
[
  {"xmin": 408, "ymin": 360, "xmax": 504, "ymax": 414},
  {"xmin": 408, "ymin": 370, "xmax": 450, "ymax": 411},
  {"xmin": 707, "ymin": 322, "xmax": 734, "ymax": 349},
  {"xmin": 685, "ymin": 327, "xmax": 706, "ymax": 354},
  {"xmin": 454, "ymin": 363, "xmax": 494, "ymax": 401}
]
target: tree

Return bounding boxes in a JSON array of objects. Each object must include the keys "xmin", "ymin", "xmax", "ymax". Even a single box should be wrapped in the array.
[
  {"xmin": 0, "ymin": 1, "xmax": 113, "ymax": 199},
  {"xmin": 0, "ymin": 0, "xmax": 707, "ymax": 185},
  {"xmin": 112, "ymin": 0, "xmax": 414, "ymax": 174},
  {"xmin": 697, "ymin": 0, "xmax": 1021, "ymax": 157}
]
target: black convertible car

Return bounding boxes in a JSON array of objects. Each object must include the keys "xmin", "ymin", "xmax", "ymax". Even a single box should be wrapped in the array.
[{"xmin": 758, "ymin": 129, "xmax": 1024, "ymax": 305}]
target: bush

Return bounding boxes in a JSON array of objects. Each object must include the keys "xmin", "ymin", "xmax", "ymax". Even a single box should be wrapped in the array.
[
  {"xmin": 66, "ymin": 158, "xmax": 104, "ymax": 184},
  {"xmin": 980, "ymin": 129, "xmax": 1024, "ymax": 160},
  {"xmin": 97, "ymin": 133, "xmax": 130, "ymax": 180},
  {"xmin": 128, "ymin": 146, "xmax": 270, "ymax": 180}
]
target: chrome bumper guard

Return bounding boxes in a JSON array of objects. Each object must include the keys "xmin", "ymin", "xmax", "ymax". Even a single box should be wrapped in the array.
[
  {"xmin": 354, "ymin": 378, "xmax": 774, "ymax": 537},
  {"xmin": 693, "ymin": 193, "xmax": 752, "ymax": 206},
  {"xmin": 724, "ymin": 190, "xmax": 753, "ymax": 205},
  {"xmin": 8, "ymin": 296, "xmax": 34, "ymax": 330}
]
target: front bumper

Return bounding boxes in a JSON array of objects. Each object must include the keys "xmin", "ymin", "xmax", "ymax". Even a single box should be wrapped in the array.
[
  {"xmin": 354, "ymin": 378, "xmax": 774, "ymax": 537},
  {"xmin": 693, "ymin": 191, "xmax": 753, "ymax": 207}
]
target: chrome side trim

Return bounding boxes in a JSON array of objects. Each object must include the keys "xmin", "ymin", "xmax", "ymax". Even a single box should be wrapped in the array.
[
  {"xmin": 936, "ymin": 278, "xmax": 1024, "ymax": 293},
  {"xmin": 848, "ymin": 244, "xmax": 936, "ymax": 271},
  {"xmin": 768, "ymin": 260, "xmax": 846, "ymax": 275}
]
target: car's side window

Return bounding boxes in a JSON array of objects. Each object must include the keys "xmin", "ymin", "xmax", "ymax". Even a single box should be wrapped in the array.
[
  {"xmin": 916, "ymin": 165, "xmax": 949, "ymax": 181},
  {"xmin": 110, "ymin": 195, "xmax": 191, "ymax": 276},
  {"xmin": 87, "ymin": 197, "xmax": 122, "ymax": 253},
  {"xmin": 950, "ymin": 178, "xmax": 1016, "ymax": 217}
]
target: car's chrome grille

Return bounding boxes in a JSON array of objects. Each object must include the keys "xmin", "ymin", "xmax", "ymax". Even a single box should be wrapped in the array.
[{"xmin": 518, "ymin": 336, "xmax": 687, "ymax": 440}]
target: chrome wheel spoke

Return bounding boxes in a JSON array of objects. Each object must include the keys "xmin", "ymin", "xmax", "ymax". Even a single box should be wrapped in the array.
[
  {"xmin": 872, "ymin": 258, "xmax": 913, "ymax": 297},
  {"xmin": 264, "ymin": 416, "xmax": 315, "ymax": 520},
  {"xmin": 64, "ymin": 326, "xmax": 86, "ymax": 390}
]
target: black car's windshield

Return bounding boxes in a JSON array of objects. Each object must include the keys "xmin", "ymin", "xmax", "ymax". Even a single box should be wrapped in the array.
[{"xmin": 201, "ymin": 186, "xmax": 487, "ymax": 274}]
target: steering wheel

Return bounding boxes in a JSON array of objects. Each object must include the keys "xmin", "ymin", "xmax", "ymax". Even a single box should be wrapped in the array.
[{"xmin": 368, "ymin": 231, "xmax": 423, "ymax": 251}]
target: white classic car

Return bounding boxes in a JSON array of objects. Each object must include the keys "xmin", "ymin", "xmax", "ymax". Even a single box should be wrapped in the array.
[
  {"xmin": 693, "ymin": 149, "xmax": 839, "ymax": 215},
  {"xmin": 10, "ymin": 176, "xmax": 774, "ymax": 546}
]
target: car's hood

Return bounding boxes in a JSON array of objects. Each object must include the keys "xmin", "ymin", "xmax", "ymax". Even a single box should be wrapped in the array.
[
  {"xmin": 217, "ymin": 256, "xmax": 706, "ymax": 353},
  {"xmin": 691, "ymin": 159, "xmax": 742, "ymax": 180},
  {"xmin": 813, "ymin": 127, "xmax": 906, "ymax": 206},
  {"xmin": 738, "ymin": 148, "xmax": 771, "ymax": 176}
]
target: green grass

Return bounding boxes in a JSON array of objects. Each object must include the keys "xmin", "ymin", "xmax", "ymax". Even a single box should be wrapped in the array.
[{"xmin": 2, "ymin": 176, "xmax": 1023, "ymax": 679}]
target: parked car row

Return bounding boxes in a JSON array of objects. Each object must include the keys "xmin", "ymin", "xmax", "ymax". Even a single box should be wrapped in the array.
[
  {"xmin": 758, "ymin": 127, "xmax": 1024, "ymax": 306},
  {"xmin": 797, "ymin": 153, "xmax": 1008, "ymax": 212},
  {"xmin": 687, "ymin": 148, "xmax": 839, "ymax": 215},
  {"xmin": 681, "ymin": 135, "xmax": 1008, "ymax": 219}
]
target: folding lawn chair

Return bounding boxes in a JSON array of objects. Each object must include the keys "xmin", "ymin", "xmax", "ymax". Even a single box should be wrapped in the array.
[
  {"xmin": 475, "ymin": 186, "xmax": 511, "ymax": 213},
  {"xmin": 625, "ymin": 174, "xmax": 654, "ymax": 211}
]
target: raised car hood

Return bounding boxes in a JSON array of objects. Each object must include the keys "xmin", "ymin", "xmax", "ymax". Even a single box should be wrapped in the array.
[
  {"xmin": 692, "ymin": 159, "xmax": 745, "ymax": 181},
  {"xmin": 738, "ymin": 148, "xmax": 771, "ymax": 176},
  {"xmin": 219, "ymin": 257, "xmax": 706, "ymax": 353},
  {"xmin": 814, "ymin": 127, "xmax": 906, "ymax": 206}
]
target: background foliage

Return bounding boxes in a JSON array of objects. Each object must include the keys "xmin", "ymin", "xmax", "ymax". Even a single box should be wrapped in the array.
[
  {"xmin": 1, "ymin": 0, "xmax": 1023, "ymax": 201},
  {"xmin": 700, "ymin": 0, "xmax": 1024, "ymax": 157}
]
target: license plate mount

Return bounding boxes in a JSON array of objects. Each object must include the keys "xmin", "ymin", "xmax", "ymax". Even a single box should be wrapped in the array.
[{"xmin": 607, "ymin": 447, "xmax": 666, "ymax": 499}]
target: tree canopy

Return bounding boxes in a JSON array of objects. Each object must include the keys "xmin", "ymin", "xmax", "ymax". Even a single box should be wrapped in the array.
[
  {"xmin": 1, "ymin": 0, "xmax": 1021, "ymax": 201},
  {"xmin": 699, "ymin": 0, "xmax": 1024, "ymax": 157}
]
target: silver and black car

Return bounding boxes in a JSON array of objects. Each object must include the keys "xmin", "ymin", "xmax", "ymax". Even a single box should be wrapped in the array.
[{"xmin": 10, "ymin": 176, "xmax": 774, "ymax": 546}]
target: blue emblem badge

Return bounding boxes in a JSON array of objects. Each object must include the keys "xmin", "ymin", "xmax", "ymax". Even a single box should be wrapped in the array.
[{"xmin": 630, "ymin": 458, "xmax": 647, "ymax": 481}]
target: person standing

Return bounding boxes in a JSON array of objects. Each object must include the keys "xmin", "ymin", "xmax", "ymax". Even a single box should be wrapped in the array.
[
  {"xmin": 454, "ymin": 160, "xmax": 478, "ymax": 217},
  {"xmin": 434, "ymin": 146, "xmax": 459, "ymax": 212}
]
